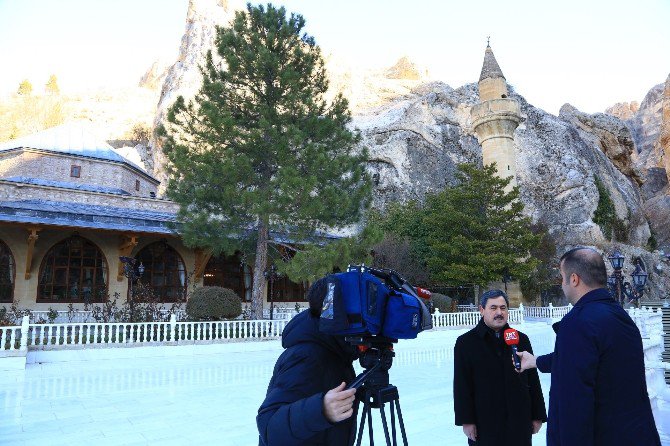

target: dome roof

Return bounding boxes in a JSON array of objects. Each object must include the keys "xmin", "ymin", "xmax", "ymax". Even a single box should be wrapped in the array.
[{"xmin": 0, "ymin": 123, "xmax": 148, "ymax": 173}]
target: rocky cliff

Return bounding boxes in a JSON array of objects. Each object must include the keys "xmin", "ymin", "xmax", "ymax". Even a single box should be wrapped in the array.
[
  {"xmin": 355, "ymin": 79, "xmax": 669, "ymax": 297},
  {"xmin": 149, "ymin": 0, "xmax": 242, "ymax": 188}
]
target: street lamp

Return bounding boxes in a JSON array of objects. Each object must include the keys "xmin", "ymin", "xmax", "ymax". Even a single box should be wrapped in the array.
[
  {"xmin": 606, "ymin": 250, "xmax": 648, "ymax": 307},
  {"xmin": 263, "ymin": 264, "xmax": 279, "ymax": 321},
  {"xmin": 119, "ymin": 256, "xmax": 145, "ymax": 321}
]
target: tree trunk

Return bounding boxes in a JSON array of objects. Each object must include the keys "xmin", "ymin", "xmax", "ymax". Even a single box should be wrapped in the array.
[{"xmin": 251, "ymin": 221, "xmax": 269, "ymax": 319}]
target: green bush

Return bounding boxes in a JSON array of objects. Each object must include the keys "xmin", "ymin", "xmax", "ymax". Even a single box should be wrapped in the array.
[
  {"xmin": 593, "ymin": 177, "xmax": 629, "ymax": 242},
  {"xmin": 186, "ymin": 286, "xmax": 242, "ymax": 320},
  {"xmin": 430, "ymin": 293, "xmax": 452, "ymax": 313}
]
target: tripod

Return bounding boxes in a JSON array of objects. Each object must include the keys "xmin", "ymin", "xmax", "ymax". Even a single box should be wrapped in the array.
[{"xmin": 346, "ymin": 337, "xmax": 409, "ymax": 446}]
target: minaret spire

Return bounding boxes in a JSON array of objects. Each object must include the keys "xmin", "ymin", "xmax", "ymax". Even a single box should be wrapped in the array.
[{"xmin": 479, "ymin": 44, "xmax": 505, "ymax": 82}]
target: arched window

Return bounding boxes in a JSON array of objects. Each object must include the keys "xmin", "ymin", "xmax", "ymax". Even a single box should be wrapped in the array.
[
  {"xmin": 135, "ymin": 242, "xmax": 186, "ymax": 302},
  {"xmin": 203, "ymin": 253, "xmax": 252, "ymax": 302},
  {"xmin": 38, "ymin": 236, "xmax": 108, "ymax": 303},
  {"xmin": 0, "ymin": 240, "xmax": 15, "ymax": 303},
  {"xmin": 270, "ymin": 275, "xmax": 307, "ymax": 302}
]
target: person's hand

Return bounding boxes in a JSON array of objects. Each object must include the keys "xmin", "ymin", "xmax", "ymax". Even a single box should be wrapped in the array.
[
  {"xmin": 323, "ymin": 382, "xmax": 357, "ymax": 423},
  {"xmin": 516, "ymin": 351, "xmax": 536, "ymax": 372},
  {"xmin": 463, "ymin": 424, "xmax": 477, "ymax": 442},
  {"xmin": 532, "ymin": 420, "xmax": 543, "ymax": 434}
]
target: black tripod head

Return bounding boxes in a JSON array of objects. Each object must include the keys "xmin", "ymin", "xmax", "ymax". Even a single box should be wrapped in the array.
[
  {"xmin": 346, "ymin": 336, "xmax": 396, "ymax": 397},
  {"xmin": 346, "ymin": 336, "xmax": 409, "ymax": 446}
]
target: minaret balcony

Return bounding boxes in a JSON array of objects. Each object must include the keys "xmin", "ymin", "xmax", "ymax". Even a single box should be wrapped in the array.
[{"xmin": 470, "ymin": 98, "xmax": 521, "ymax": 127}]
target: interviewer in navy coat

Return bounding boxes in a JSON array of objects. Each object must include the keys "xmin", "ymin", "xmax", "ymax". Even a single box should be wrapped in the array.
[
  {"xmin": 257, "ymin": 279, "xmax": 359, "ymax": 446},
  {"xmin": 517, "ymin": 247, "xmax": 660, "ymax": 446}
]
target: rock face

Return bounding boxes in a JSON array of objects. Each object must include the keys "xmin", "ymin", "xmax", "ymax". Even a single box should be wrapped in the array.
[
  {"xmin": 659, "ymin": 75, "xmax": 670, "ymax": 181},
  {"xmin": 384, "ymin": 56, "xmax": 427, "ymax": 81},
  {"xmin": 356, "ymin": 80, "xmax": 669, "ymax": 297},
  {"xmin": 138, "ymin": 60, "xmax": 171, "ymax": 90},
  {"xmin": 149, "ymin": 0, "xmax": 242, "ymax": 191},
  {"xmin": 357, "ymin": 81, "xmax": 651, "ymax": 247},
  {"xmin": 605, "ymin": 75, "xmax": 670, "ymax": 250},
  {"xmin": 353, "ymin": 82, "xmax": 481, "ymax": 205},
  {"xmin": 558, "ymin": 104, "xmax": 641, "ymax": 183},
  {"xmin": 605, "ymin": 101, "xmax": 639, "ymax": 121}
]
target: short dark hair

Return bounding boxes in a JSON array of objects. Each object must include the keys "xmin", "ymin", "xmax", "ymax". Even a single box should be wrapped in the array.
[
  {"xmin": 308, "ymin": 277, "xmax": 330, "ymax": 317},
  {"xmin": 480, "ymin": 289, "xmax": 509, "ymax": 308},
  {"xmin": 559, "ymin": 247, "xmax": 607, "ymax": 288}
]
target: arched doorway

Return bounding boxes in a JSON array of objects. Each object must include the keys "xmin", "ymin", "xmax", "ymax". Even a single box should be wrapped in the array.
[
  {"xmin": 134, "ymin": 241, "xmax": 187, "ymax": 302},
  {"xmin": 270, "ymin": 274, "xmax": 307, "ymax": 302},
  {"xmin": 203, "ymin": 252, "xmax": 251, "ymax": 302},
  {"xmin": 0, "ymin": 239, "xmax": 15, "ymax": 303},
  {"xmin": 37, "ymin": 235, "xmax": 108, "ymax": 303}
]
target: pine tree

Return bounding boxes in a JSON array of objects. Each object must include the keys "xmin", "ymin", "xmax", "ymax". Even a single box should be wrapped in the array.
[
  {"xmin": 159, "ymin": 4, "xmax": 371, "ymax": 319},
  {"xmin": 45, "ymin": 74, "xmax": 60, "ymax": 95},
  {"xmin": 519, "ymin": 220, "xmax": 557, "ymax": 304},
  {"xmin": 17, "ymin": 79, "xmax": 32, "ymax": 96},
  {"xmin": 423, "ymin": 163, "xmax": 540, "ymax": 288}
]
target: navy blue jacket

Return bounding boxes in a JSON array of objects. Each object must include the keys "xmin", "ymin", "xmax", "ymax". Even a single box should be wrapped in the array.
[
  {"xmin": 257, "ymin": 310, "xmax": 358, "ymax": 446},
  {"xmin": 536, "ymin": 288, "xmax": 660, "ymax": 446}
]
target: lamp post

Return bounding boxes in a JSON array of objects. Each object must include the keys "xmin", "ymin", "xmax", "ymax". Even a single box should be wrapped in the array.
[
  {"xmin": 606, "ymin": 250, "xmax": 648, "ymax": 307},
  {"xmin": 119, "ymin": 256, "xmax": 145, "ymax": 321},
  {"xmin": 263, "ymin": 264, "xmax": 279, "ymax": 321}
]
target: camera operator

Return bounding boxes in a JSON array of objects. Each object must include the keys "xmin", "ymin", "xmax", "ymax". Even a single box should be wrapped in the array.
[
  {"xmin": 453, "ymin": 289, "xmax": 546, "ymax": 446},
  {"xmin": 257, "ymin": 278, "xmax": 359, "ymax": 446}
]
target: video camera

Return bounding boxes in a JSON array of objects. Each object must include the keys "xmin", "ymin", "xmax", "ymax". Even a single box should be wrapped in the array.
[{"xmin": 319, "ymin": 265, "xmax": 433, "ymax": 340}]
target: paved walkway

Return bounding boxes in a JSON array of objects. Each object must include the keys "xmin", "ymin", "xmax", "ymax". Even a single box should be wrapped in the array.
[{"xmin": 0, "ymin": 323, "xmax": 557, "ymax": 445}]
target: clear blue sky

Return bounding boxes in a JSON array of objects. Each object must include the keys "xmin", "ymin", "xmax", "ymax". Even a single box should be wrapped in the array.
[{"xmin": 1, "ymin": 0, "xmax": 668, "ymax": 114}]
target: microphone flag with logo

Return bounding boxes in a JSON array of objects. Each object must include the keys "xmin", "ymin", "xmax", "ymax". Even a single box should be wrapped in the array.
[{"xmin": 503, "ymin": 328, "xmax": 521, "ymax": 371}]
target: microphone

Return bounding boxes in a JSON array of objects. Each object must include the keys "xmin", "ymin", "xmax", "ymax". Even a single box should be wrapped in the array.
[{"xmin": 503, "ymin": 328, "xmax": 521, "ymax": 371}]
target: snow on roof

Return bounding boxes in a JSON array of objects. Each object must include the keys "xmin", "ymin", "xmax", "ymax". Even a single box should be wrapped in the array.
[{"xmin": 0, "ymin": 122, "xmax": 150, "ymax": 175}]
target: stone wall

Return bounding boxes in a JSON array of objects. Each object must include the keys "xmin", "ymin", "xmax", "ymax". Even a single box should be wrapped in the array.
[
  {"xmin": 0, "ymin": 150, "xmax": 158, "ymax": 198},
  {"xmin": 0, "ymin": 182, "xmax": 178, "ymax": 214}
]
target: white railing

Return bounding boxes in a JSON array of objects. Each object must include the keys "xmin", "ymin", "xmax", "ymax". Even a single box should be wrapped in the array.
[
  {"xmin": 0, "ymin": 325, "xmax": 23, "ymax": 351},
  {"xmin": 523, "ymin": 304, "xmax": 572, "ymax": 321},
  {"xmin": 28, "ymin": 309, "xmax": 186, "ymax": 324},
  {"xmin": 0, "ymin": 315, "xmax": 289, "ymax": 351},
  {"xmin": 432, "ymin": 309, "xmax": 523, "ymax": 328},
  {"xmin": 456, "ymin": 304, "xmax": 477, "ymax": 312},
  {"xmin": 262, "ymin": 306, "xmax": 306, "ymax": 320}
]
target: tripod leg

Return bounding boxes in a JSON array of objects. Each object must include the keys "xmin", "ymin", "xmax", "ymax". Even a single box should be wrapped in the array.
[
  {"xmin": 394, "ymin": 399, "xmax": 409, "ymax": 446},
  {"xmin": 390, "ymin": 400, "xmax": 397, "ymax": 446},
  {"xmin": 379, "ymin": 402, "xmax": 393, "ymax": 446},
  {"xmin": 367, "ymin": 401, "xmax": 375, "ymax": 446},
  {"xmin": 355, "ymin": 402, "xmax": 368, "ymax": 446}
]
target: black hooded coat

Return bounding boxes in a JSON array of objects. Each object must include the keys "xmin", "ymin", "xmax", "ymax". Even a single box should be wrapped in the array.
[{"xmin": 257, "ymin": 310, "xmax": 358, "ymax": 446}]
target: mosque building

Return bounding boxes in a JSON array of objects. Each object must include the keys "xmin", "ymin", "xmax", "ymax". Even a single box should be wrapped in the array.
[{"xmin": 0, "ymin": 123, "xmax": 306, "ymax": 312}]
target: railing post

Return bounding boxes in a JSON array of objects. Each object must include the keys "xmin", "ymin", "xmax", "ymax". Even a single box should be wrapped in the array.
[
  {"xmin": 169, "ymin": 314, "xmax": 176, "ymax": 342},
  {"xmin": 20, "ymin": 315, "xmax": 29, "ymax": 351},
  {"xmin": 518, "ymin": 303, "xmax": 525, "ymax": 325}
]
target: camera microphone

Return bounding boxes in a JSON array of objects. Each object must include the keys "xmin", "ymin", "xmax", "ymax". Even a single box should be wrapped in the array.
[
  {"xmin": 415, "ymin": 287, "xmax": 431, "ymax": 299},
  {"xmin": 503, "ymin": 328, "xmax": 521, "ymax": 371}
]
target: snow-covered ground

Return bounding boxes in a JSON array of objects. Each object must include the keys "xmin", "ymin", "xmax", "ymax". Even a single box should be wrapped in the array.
[{"xmin": 2, "ymin": 322, "xmax": 558, "ymax": 445}]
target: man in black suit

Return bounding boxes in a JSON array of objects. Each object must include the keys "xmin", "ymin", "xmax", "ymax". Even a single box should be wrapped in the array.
[{"xmin": 453, "ymin": 289, "xmax": 546, "ymax": 445}]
